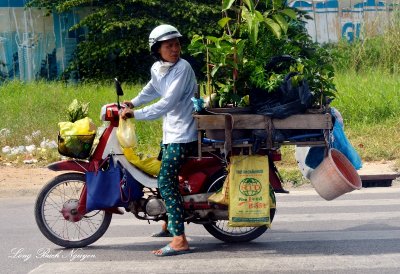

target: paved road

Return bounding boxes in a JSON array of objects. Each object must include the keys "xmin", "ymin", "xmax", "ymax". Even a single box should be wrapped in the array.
[{"xmin": 2, "ymin": 186, "xmax": 400, "ymax": 274}]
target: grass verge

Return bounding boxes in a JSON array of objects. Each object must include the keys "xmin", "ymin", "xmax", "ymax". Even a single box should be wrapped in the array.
[{"xmin": 0, "ymin": 70, "xmax": 399, "ymax": 187}]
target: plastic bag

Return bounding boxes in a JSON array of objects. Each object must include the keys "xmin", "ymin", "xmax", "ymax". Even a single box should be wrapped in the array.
[
  {"xmin": 58, "ymin": 117, "xmax": 96, "ymax": 136},
  {"xmin": 228, "ymin": 155, "xmax": 271, "ymax": 227},
  {"xmin": 330, "ymin": 120, "xmax": 362, "ymax": 170},
  {"xmin": 249, "ymin": 55, "xmax": 313, "ymax": 119},
  {"xmin": 123, "ymin": 147, "xmax": 161, "ymax": 176},
  {"xmin": 305, "ymin": 108, "xmax": 362, "ymax": 170},
  {"xmin": 116, "ymin": 117, "xmax": 160, "ymax": 176},
  {"xmin": 208, "ymin": 171, "xmax": 230, "ymax": 205},
  {"xmin": 116, "ymin": 117, "xmax": 138, "ymax": 148}
]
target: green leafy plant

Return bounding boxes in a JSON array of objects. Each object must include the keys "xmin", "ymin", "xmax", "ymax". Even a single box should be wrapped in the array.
[
  {"xmin": 189, "ymin": 0, "xmax": 337, "ymax": 109},
  {"xmin": 189, "ymin": 0, "xmax": 296, "ymax": 107},
  {"xmin": 66, "ymin": 99, "xmax": 89, "ymax": 122}
]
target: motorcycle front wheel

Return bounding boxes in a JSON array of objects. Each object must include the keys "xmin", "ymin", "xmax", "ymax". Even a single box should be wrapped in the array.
[
  {"xmin": 203, "ymin": 171, "xmax": 276, "ymax": 243},
  {"xmin": 35, "ymin": 172, "xmax": 112, "ymax": 248}
]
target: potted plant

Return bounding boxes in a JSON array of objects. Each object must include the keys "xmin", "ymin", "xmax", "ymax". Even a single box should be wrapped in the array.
[{"xmin": 189, "ymin": 0, "xmax": 336, "ymax": 111}]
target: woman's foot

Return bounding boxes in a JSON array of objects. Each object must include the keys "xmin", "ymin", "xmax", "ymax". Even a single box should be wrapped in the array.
[
  {"xmin": 152, "ymin": 244, "xmax": 191, "ymax": 257},
  {"xmin": 151, "ymin": 221, "xmax": 173, "ymax": 237},
  {"xmin": 152, "ymin": 234, "xmax": 189, "ymax": 255},
  {"xmin": 151, "ymin": 230, "xmax": 173, "ymax": 237}
]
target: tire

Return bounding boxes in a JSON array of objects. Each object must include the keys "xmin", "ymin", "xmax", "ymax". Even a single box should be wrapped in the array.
[
  {"xmin": 35, "ymin": 172, "xmax": 112, "ymax": 248},
  {"xmin": 203, "ymin": 170, "xmax": 276, "ymax": 243}
]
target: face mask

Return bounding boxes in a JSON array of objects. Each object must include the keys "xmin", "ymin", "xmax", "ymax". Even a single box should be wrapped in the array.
[{"xmin": 154, "ymin": 61, "xmax": 175, "ymax": 77}]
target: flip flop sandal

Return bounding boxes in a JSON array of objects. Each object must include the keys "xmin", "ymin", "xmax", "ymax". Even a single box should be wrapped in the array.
[
  {"xmin": 151, "ymin": 230, "xmax": 173, "ymax": 237},
  {"xmin": 154, "ymin": 244, "xmax": 192, "ymax": 257}
]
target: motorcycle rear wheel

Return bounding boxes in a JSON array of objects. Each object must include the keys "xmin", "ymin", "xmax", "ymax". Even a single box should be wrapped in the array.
[
  {"xmin": 35, "ymin": 172, "xmax": 112, "ymax": 248},
  {"xmin": 203, "ymin": 171, "xmax": 276, "ymax": 243}
]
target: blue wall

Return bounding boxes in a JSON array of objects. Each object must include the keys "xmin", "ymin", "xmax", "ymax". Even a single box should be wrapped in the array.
[{"xmin": 0, "ymin": 0, "xmax": 27, "ymax": 7}]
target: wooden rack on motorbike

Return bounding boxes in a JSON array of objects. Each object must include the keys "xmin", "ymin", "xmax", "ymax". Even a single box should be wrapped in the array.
[{"xmin": 193, "ymin": 112, "xmax": 333, "ymax": 159}]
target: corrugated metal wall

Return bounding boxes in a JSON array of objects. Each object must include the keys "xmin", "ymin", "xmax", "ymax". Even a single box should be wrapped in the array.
[
  {"xmin": 0, "ymin": 1, "xmax": 398, "ymax": 81},
  {"xmin": 289, "ymin": 0, "xmax": 400, "ymax": 43},
  {"xmin": 0, "ymin": 1, "xmax": 88, "ymax": 81}
]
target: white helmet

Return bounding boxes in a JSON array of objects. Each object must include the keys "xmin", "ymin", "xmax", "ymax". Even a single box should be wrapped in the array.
[{"xmin": 148, "ymin": 24, "xmax": 182, "ymax": 51}]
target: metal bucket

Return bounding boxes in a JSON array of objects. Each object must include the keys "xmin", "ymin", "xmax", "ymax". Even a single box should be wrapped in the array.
[{"xmin": 310, "ymin": 148, "xmax": 362, "ymax": 200}]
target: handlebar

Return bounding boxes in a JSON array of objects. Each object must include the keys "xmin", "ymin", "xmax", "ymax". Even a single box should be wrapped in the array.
[
  {"xmin": 99, "ymin": 79, "xmax": 130, "ymax": 121},
  {"xmin": 100, "ymin": 103, "xmax": 134, "ymax": 122}
]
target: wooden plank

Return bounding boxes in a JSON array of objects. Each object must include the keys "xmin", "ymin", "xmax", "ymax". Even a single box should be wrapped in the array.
[
  {"xmin": 197, "ymin": 131, "xmax": 202, "ymax": 158},
  {"xmin": 194, "ymin": 114, "xmax": 270, "ymax": 129},
  {"xmin": 194, "ymin": 115, "xmax": 226, "ymax": 129},
  {"xmin": 281, "ymin": 141, "xmax": 326, "ymax": 146},
  {"xmin": 224, "ymin": 115, "xmax": 232, "ymax": 154},
  {"xmin": 194, "ymin": 113, "xmax": 333, "ymax": 158},
  {"xmin": 229, "ymin": 115, "xmax": 268, "ymax": 129},
  {"xmin": 194, "ymin": 113, "xmax": 333, "ymax": 130},
  {"xmin": 273, "ymin": 113, "xmax": 332, "ymax": 129}
]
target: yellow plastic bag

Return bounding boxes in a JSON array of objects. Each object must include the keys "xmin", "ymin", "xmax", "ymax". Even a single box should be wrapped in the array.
[
  {"xmin": 117, "ymin": 117, "xmax": 160, "ymax": 176},
  {"xmin": 123, "ymin": 147, "xmax": 161, "ymax": 176},
  {"xmin": 58, "ymin": 117, "xmax": 97, "ymax": 136},
  {"xmin": 116, "ymin": 117, "xmax": 138, "ymax": 148},
  {"xmin": 228, "ymin": 155, "xmax": 271, "ymax": 227},
  {"xmin": 208, "ymin": 172, "xmax": 230, "ymax": 205}
]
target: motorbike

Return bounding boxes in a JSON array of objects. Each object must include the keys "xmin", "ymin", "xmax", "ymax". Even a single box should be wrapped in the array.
[{"xmin": 34, "ymin": 79, "xmax": 286, "ymax": 248}]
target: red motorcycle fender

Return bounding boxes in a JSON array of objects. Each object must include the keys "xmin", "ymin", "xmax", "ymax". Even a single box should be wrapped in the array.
[{"xmin": 47, "ymin": 160, "xmax": 92, "ymax": 173}]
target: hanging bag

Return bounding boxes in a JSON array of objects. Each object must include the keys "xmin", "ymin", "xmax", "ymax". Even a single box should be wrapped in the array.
[
  {"xmin": 116, "ymin": 116, "xmax": 161, "ymax": 176},
  {"xmin": 116, "ymin": 117, "xmax": 138, "ymax": 148},
  {"xmin": 86, "ymin": 157, "xmax": 134, "ymax": 212},
  {"xmin": 208, "ymin": 170, "xmax": 230, "ymax": 205},
  {"xmin": 228, "ymin": 155, "xmax": 271, "ymax": 227}
]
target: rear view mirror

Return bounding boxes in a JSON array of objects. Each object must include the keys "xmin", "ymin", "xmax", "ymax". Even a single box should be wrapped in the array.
[{"xmin": 114, "ymin": 78, "xmax": 124, "ymax": 96}]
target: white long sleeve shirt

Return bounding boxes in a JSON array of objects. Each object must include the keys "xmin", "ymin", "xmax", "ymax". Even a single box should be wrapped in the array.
[{"xmin": 131, "ymin": 58, "xmax": 198, "ymax": 144}]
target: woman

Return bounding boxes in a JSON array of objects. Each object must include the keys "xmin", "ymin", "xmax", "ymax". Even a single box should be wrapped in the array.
[{"xmin": 121, "ymin": 24, "xmax": 197, "ymax": 256}]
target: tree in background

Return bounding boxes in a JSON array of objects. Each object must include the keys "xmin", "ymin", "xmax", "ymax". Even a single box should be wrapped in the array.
[{"xmin": 27, "ymin": 0, "xmax": 221, "ymax": 82}]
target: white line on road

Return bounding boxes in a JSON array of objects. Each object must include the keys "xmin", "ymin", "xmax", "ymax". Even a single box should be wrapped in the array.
[
  {"xmin": 110, "ymin": 211, "xmax": 400, "ymax": 226},
  {"xmin": 29, "ymin": 253, "xmax": 400, "ymax": 273},
  {"xmin": 94, "ymin": 228, "xmax": 400, "ymax": 246},
  {"xmin": 275, "ymin": 198, "xmax": 400, "ymax": 207},
  {"xmin": 264, "ymin": 229, "xmax": 400, "ymax": 242},
  {"xmin": 275, "ymin": 211, "xmax": 400, "ymax": 222},
  {"xmin": 276, "ymin": 187, "xmax": 400, "ymax": 196}
]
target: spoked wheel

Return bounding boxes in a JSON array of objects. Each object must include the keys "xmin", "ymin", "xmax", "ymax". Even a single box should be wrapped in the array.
[
  {"xmin": 35, "ymin": 172, "xmax": 112, "ymax": 248},
  {"xmin": 203, "ymin": 171, "xmax": 276, "ymax": 243}
]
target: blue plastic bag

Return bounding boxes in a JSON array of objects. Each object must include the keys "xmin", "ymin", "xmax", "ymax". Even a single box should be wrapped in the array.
[
  {"xmin": 191, "ymin": 97, "xmax": 204, "ymax": 112},
  {"xmin": 305, "ymin": 109, "xmax": 362, "ymax": 170}
]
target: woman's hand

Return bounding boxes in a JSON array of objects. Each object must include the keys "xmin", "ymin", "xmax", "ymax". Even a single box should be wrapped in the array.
[
  {"xmin": 121, "ymin": 108, "xmax": 134, "ymax": 120},
  {"xmin": 123, "ymin": 101, "xmax": 134, "ymax": 109}
]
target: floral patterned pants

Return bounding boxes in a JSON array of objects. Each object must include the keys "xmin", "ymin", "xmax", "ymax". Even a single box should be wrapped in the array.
[{"xmin": 158, "ymin": 142, "xmax": 196, "ymax": 236}]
